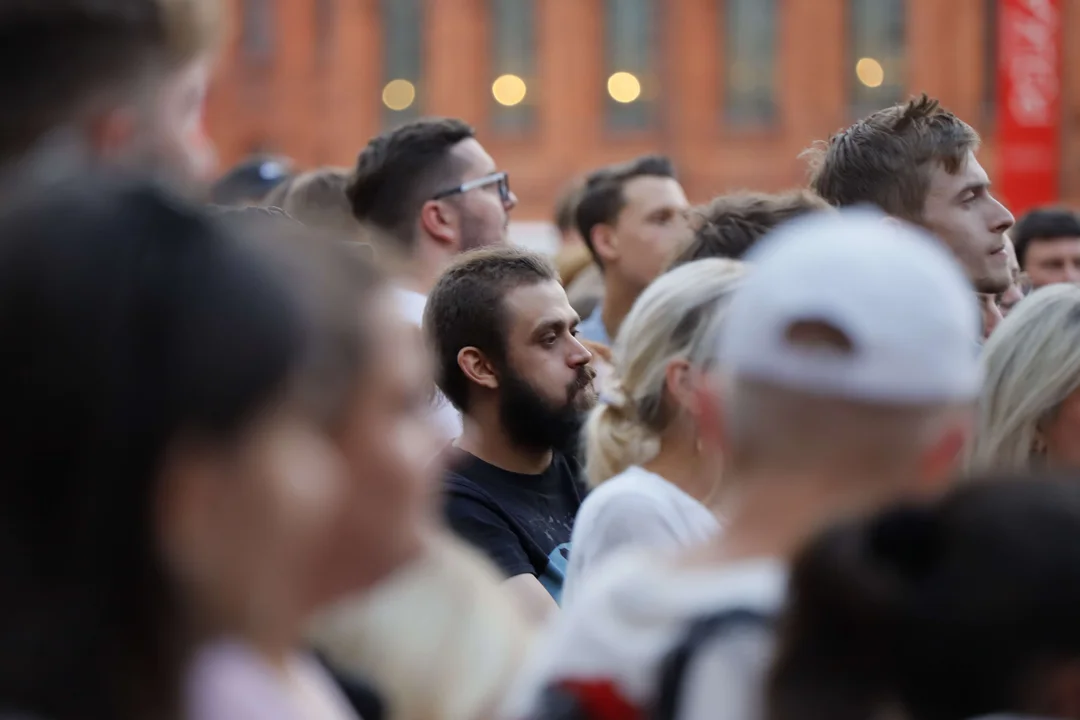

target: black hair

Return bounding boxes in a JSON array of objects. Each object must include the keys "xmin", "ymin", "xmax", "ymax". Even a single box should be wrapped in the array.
[
  {"xmin": 1011, "ymin": 208, "xmax": 1080, "ymax": 268},
  {"xmin": 574, "ymin": 155, "xmax": 676, "ymax": 269},
  {"xmin": 0, "ymin": 174, "xmax": 375, "ymax": 720},
  {"xmin": 768, "ymin": 477, "xmax": 1080, "ymax": 720},
  {"xmin": 346, "ymin": 117, "xmax": 475, "ymax": 254}
]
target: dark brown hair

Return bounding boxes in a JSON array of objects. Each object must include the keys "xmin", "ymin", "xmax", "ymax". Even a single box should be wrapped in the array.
[
  {"xmin": 346, "ymin": 117, "xmax": 475, "ymax": 254},
  {"xmin": 804, "ymin": 95, "xmax": 980, "ymax": 222},
  {"xmin": 575, "ymin": 155, "xmax": 676, "ymax": 268},
  {"xmin": 0, "ymin": 0, "xmax": 221, "ymax": 165},
  {"xmin": 1011, "ymin": 207, "xmax": 1080, "ymax": 269},
  {"xmin": 668, "ymin": 190, "xmax": 831, "ymax": 269},
  {"xmin": 424, "ymin": 246, "xmax": 558, "ymax": 412}
]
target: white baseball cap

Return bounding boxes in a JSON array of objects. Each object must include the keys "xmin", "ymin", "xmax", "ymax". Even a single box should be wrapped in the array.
[{"xmin": 718, "ymin": 208, "xmax": 982, "ymax": 404}]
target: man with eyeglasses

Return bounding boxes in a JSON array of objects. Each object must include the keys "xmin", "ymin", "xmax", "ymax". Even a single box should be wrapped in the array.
[{"xmin": 347, "ymin": 118, "xmax": 518, "ymax": 444}]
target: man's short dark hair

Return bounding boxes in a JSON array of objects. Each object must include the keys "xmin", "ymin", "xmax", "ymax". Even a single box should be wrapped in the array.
[
  {"xmin": 0, "ymin": 0, "xmax": 220, "ymax": 165},
  {"xmin": 575, "ymin": 155, "xmax": 676, "ymax": 268},
  {"xmin": 346, "ymin": 117, "xmax": 475, "ymax": 254},
  {"xmin": 424, "ymin": 246, "xmax": 559, "ymax": 413},
  {"xmin": 668, "ymin": 190, "xmax": 832, "ymax": 269},
  {"xmin": 1011, "ymin": 208, "xmax": 1080, "ymax": 269},
  {"xmin": 804, "ymin": 95, "xmax": 980, "ymax": 222}
]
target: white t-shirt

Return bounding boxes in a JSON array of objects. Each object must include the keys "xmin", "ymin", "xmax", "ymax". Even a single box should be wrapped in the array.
[
  {"xmin": 394, "ymin": 287, "xmax": 463, "ymax": 443},
  {"xmin": 503, "ymin": 551, "xmax": 786, "ymax": 720},
  {"xmin": 562, "ymin": 466, "xmax": 720, "ymax": 608}
]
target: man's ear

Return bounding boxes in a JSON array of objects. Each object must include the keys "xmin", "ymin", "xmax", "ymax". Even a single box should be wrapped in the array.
[
  {"xmin": 590, "ymin": 224, "xmax": 619, "ymax": 266},
  {"xmin": 419, "ymin": 199, "xmax": 458, "ymax": 249},
  {"xmin": 458, "ymin": 347, "xmax": 499, "ymax": 391}
]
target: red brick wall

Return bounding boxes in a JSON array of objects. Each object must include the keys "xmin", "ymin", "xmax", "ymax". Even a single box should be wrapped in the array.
[{"xmin": 204, "ymin": 0, "xmax": 1080, "ymax": 220}]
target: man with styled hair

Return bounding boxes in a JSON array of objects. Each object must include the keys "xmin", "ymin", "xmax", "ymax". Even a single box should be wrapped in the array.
[{"xmin": 805, "ymin": 95, "xmax": 1014, "ymax": 330}]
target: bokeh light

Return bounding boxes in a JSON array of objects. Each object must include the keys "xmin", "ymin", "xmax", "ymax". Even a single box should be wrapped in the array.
[
  {"xmin": 492, "ymin": 74, "xmax": 528, "ymax": 106},
  {"xmin": 855, "ymin": 58, "xmax": 885, "ymax": 88},
  {"xmin": 382, "ymin": 79, "xmax": 416, "ymax": 110},
  {"xmin": 607, "ymin": 71, "xmax": 642, "ymax": 103}
]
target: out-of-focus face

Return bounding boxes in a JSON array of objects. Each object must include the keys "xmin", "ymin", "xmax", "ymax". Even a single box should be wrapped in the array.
[
  {"xmin": 446, "ymin": 138, "xmax": 517, "ymax": 251},
  {"xmin": 316, "ymin": 289, "xmax": 442, "ymax": 601},
  {"xmin": 921, "ymin": 151, "xmax": 1015, "ymax": 294},
  {"xmin": 1041, "ymin": 387, "xmax": 1080, "ymax": 470},
  {"xmin": 496, "ymin": 280, "xmax": 597, "ymax": 451},
  {"xmin": 161, "ymin": 400, "xmax": 349, "ymax": 641},
  {"xmin": 607, "ymin": 176, "xmax": 691, "ymax": 290},
  {"xmin": 996, "ymin": 235, "xmax": 1026, "ymax": 316},
  {"xmin": 1023, "ymin": 237, "xmax": 1080, "ymax": 289}
]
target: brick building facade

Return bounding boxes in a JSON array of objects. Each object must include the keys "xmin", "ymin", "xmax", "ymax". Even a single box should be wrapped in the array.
[{"xmin": 204, "ymin": 0, "xmax": 1080, "ymax": 221}]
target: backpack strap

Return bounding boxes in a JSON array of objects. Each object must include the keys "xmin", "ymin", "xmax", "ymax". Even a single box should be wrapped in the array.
[{"xmin": 652, "ymin": 608, "xmax": 773, "ymax": 720}]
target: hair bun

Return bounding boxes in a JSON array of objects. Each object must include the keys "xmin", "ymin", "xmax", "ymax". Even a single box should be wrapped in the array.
[{"xmin": 867, "ymin": 504, "xmax": 941, "ymax": 580}]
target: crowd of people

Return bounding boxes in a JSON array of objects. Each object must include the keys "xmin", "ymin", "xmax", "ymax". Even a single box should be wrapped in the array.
[{"xmin": 5, "ymin": 3, "xmax": 1080, "ymax": 720}]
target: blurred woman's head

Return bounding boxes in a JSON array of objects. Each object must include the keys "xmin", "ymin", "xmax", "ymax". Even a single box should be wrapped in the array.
[
  {"xmin": 0, "ymin": 175, "xmax": 406, "ymax": 719},
  {"xmin": 584, "ymin": 258, "xmax": 746, "ymax": 485},
  {"xmin": 769, "ymin": 477, "xmax": 1080, "ymax": 720},
  {"xmin": 971, "ymin": 284, "xmax": 1080, "ymax": 472}
]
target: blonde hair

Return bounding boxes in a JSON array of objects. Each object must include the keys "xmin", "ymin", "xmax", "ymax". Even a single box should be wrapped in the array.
[
  {"xmin": 970, "ymin": 284, "xmax": 1080, "ymax": 472},
  {"xmin": 308, "ymin": 536, "xmax": 534, "ymax": 720},
  {"xmin": 269, "ymin": 167, "xmax": 363, "ymax": 240},
  {"xmin": 584, "ymin": 258, "xmax": 746, "ymax": 485}
]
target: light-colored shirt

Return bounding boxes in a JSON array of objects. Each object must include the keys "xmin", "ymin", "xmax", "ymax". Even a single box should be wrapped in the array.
[
  {"xmin": 577, "ymin": 304, "xmax": 611, "ymax": 346},
  {"xmin": 394, "ymin": 287, "xmax": 463, "ymax": 443},
  {"xmin": 503, "ymin": 552, "xmax": 786, "ymax": 720},
  {"xmin": 562, "ymin": 466, "xmax": 720, "ymax": 608}
]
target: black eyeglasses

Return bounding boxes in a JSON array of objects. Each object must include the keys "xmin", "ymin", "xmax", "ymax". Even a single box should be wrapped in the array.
[{"xmin": 432, "ymin": 171, "xmax": 512, "ymax": 204}]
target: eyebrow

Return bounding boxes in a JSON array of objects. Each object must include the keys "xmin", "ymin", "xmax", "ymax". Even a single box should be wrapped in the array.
[
  {"xmin": 956, "ymin": 180, "xmax": 990, "ymax": 199},
  {"xmin": 532, "ymin": 315, "xmax": 580, "ymax": 337}
]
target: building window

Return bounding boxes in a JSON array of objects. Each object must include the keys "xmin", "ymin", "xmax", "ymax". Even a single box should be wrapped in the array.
[
  {"xmin": 381, "ymin": 0, "xmax": 424, "ymax": 127},
  {"xmin": 490, "ymin": 0, "xmax": 536, "ymax": 132},
  {"xmin": 241, "ymin": 0, "xmax": 275, "ymax": 64},
  {"xmin": 723, "ymin": 0, "xmax": 778, "ymax": 126},
  {"xmin": 604, "ymin": 0, "xmax": 655, "ymax": 131},
  {"xmin": 849, "ymin": 0, "xmax": 906, "ymax": 117}
]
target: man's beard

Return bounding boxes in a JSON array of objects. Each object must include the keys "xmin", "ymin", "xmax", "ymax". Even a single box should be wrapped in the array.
[
  {"xmin": 459, "ymin": 208, "xmax": 508, "ymax": 252},
  {"xmin": 497, "ymin": 363, "xmax": 596, "ymax": 456}
]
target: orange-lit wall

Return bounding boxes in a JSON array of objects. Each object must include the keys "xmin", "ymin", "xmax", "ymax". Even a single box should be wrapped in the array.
[{"xmin": 204, "ymin": 0, "xmax": 1080, "ymax": 220}]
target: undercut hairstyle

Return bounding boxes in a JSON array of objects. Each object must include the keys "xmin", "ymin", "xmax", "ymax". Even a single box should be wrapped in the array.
[
  {"xmin": 769, "ymin": 478, "xmax": 1080, "ymax": 720},
  {"xmin": 804, "ymin": 95, "xmax": 980, "ymax": 222},
  {"xmin": 0, "ymin": 0, "xmax": 222, "ymax": 165},
  {"xmin": 346, "ymin": 117, "xmax": 475, "ymax": 254},
  {"xmin": 1011, "ymin": 208, "xmax": 1080, "ymax": 269},
  {"xmin": 575, "ymin": 155, "xmax": 676, "ymax": 268},
  {"xmin": 668, "ymin": 190, "xmax": 832, "ymax": 269},
  {"xmin": 424, "ymin": 246, "xmax": 559, "ymax": 413}
]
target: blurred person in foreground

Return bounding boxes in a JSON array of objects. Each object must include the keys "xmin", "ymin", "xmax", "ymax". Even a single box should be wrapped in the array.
[
  {"xmin": 994, "ymin": 233, "xmax": 1027, "ymax": 317},
  {"xmin": 506, "ymin": 210, "xmax": 981, "ymax": 720},
  {"xmin": 563, "ymin": 259, "xmax": 746, "ymax": 607},
  {"xmin": 425, "ymin": 247, "xmax": 597, "ymax": 623},
  {"xmin": 575, "ymin": 156, "xmax": 691, "ymax": 347},
  {"xmin": 1011, "ymin": 207, "xmax": 1080, "ymax": 290},
  {"xmin": 0, "ymin": 0, "xmax": 221, "ymax": 191},
  {"xmin": 209, "ymin": 155, "xmax": 293, "ymax": 206},
  {"xmin": 666, "ymin": 190, "xmax": 831, "ymax": 269},
  {"xmin": 769, "ymin": 479, "xmax": 1080, "ymax": 720},
  {"xmin": 0, "ymin": 177, "xmax": 409, "ymax": 720},
  {"xmin": 347, "ymin": 118, "xmax": 517, "ymax": 443},
  {"xmin": 970, "ymin": 284, "xmax": 1080, "ymax": 473},
  {"xmin": 806, "ymin": 95, "xmax": 1014, "ymax": 339}
]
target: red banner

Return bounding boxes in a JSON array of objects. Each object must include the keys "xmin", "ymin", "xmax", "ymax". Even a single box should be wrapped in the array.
[{"xmin": 997, "ymin": 0, "xmax": 1062, "ymax": 217}]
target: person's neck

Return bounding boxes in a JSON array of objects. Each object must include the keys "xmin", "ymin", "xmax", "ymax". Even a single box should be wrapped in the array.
[
  {"xmin": 456, "ymin": 416, "xmax": 554, "ymax": 475},
  {"xmin": 701, "ymin": 468, "xmax": 891, "ymax": 565},
  {"xmin": 642, "ymin": 434, "xmax": 719, "ymax": 506},
  {"xmin": 600, "ymin": 278, "xmax": 641, "ymax": 343}
]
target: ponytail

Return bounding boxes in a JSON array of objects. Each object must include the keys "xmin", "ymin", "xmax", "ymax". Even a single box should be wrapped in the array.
[{"xmin": 583, "ymin": 384, "xmax": 661, "ymax": 487}]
